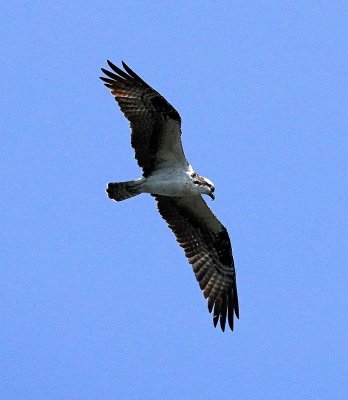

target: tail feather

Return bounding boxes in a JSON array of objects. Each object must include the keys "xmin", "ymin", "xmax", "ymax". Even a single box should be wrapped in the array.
[{"xmin": 106, "ymin": 180, "xmax": 142, "ymax": 202}]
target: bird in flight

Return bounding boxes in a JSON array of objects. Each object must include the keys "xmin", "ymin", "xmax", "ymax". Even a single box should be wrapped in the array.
[{"xmin": 100, "ymin": 61, "xmax": 239, "ymax": 331}]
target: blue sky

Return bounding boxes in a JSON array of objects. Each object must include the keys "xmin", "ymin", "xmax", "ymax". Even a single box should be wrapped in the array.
[{"xmin": 1, "ymin": 1, "xmax": 347, "ymax": 399}]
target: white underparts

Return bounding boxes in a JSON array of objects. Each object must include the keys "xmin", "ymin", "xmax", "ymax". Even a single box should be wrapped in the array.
[{"xmin": 139, "ymin": 166, "xmax": 210, "ymax": 197}]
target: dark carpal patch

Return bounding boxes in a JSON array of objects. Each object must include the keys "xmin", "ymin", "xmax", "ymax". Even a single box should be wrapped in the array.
[
  {"xmin": 214, "ymin": 227, "xmax": 234, "ymax": 267},
  {"xmin": 149, "ymin": 95, "xmax": 181, "ymax": 122}
]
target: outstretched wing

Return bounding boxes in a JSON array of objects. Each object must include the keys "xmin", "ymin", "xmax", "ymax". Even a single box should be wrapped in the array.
[
  {"xmin": 100, "ymin": 61, "xmax": 188, "ymax": 176},
  {"xmin": 154, "ymin": 195, "xmax": 239, "ymax": 331}
]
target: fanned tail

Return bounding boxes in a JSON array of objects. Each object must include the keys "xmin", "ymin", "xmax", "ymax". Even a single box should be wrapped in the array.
[{"xmin": 106, "ymin": 180, "xmax": 143, "ymax": 202}]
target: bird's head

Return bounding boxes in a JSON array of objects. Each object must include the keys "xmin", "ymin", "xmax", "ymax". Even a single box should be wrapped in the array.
[{"xmin": 192, "ymin": 174, "xmax": 215, "ymax": 200}]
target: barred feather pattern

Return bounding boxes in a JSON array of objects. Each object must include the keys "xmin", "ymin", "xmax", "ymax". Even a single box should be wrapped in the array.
[
  {"xmin": 154, "ymin": 195, "xmax": 239, "ymax": 331},
  {"xmin": 100, "ymin": 60, "xmax": 185, "ymax": 177},
  {"xmin": 106, "ymin": 181, "xmax": 142, "ymax": 202}
]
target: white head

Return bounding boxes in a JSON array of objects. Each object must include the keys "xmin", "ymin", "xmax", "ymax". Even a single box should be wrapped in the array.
[{"xmin": 192, "ymin": 174, "xmax": 215, "ymax": 200}]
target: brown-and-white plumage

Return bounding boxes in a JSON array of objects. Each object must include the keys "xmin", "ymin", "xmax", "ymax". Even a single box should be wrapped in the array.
[{"xmin": 100, "ymin": 60, "xmax": 239, "ymax": 331}]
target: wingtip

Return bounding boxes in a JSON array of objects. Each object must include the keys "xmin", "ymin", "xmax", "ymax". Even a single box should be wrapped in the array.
[
  {"xmin": 99, "ymin": 75, "xmax": 112, "ymax": 88},
  {"xmin": 220, "ymin": 320, "xmax": 226, "ymax": 332},
  {"xmin": 107, "ymin": 60, "xmax": 128, "ymax": 70},
  {"xmin": 107, "ymin": 59, "xmax": 122, "ymax": 74},
  {"xmin": 234, "ymin": 284, "xmax": 240, "ymax": 319},
  {"xmin": 213, "ymin": 316, "xmax": 219, "ymax": 328}
]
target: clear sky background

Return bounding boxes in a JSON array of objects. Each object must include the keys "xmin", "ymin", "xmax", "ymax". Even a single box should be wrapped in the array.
[{"xmin": 1, "ymin": 1, "xmax": 347, "ymax": 399}]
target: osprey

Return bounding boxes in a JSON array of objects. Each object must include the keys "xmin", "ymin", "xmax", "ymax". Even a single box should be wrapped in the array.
[{"xmin": 100, "ymin": 61, "xmax": 239, "ymax": 331}]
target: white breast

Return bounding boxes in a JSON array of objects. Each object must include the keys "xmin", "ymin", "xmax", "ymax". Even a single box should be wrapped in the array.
[{"xmin": 141, "ymin": 166, "xmax": 199, "ymax": 197}]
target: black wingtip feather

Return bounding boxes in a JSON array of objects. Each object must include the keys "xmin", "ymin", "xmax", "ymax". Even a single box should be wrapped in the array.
[
  {"xmin": 208, "ymin": 290, "xmax": 238, "ymax": 331},
  {"xmin": 208, "ymin": 298, "xmax": 214, "ymax": 313},
  {"xmin": 227, "ymin": 293, "xmax": 235, "ymax": 331},
  {"xmin": 100, "ymin": 76, "xmax": 115, "ymax": 84},
  {"xmin": 102, "ymin": 60, "xmax": 151, "ymax": 88},
  {"xmin": 228, "ymin": 313, "xmax": 234, "ymax": 331},
  {"xmin": 107, "ymin": 60, "xmax": 131, "ymax": 80},
  {"xmin": 219, "ymin": 296, "xmax": 227, "ymax": 331},
  {"xmin": 107, "ymin": 59, "xmax": 121, "ymax": 73},
  {"xmin": 233, "ymin": 283, "xmax": 240, "ymax": 319},
  {"xmin": 121, "ymin": 61, "xmax": 150, "ymax": 87},
  {"xmin": 121, "ymin": 61, "xmax": 133, "ymax": 75},
  {"xmin": 107, "ymin": 59, "xmax": 116, "ymax": 69},
  {"xmin": 213, "ymin": 313, "xmax": 219, "ymax": 328},
  {"xmin": 101, "ymin": 67, "xmax": 119, "ymax": 80}
]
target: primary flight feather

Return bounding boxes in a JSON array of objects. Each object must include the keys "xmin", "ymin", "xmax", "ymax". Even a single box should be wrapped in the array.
[{"xmin": 100, "ymin": 60, "xmax": 239, "ymax": 331}]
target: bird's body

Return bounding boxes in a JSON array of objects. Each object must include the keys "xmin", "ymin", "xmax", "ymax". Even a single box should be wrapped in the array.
[
  {"xmin": 128, "ymin": 166, "xmax": 211, "ymax": 197},
  {"xmin": 100, "ymin": 60, "xmax": 239, "ymax": 331},
  {"xmin": 143, "ymin": 168, "xmax": 195, "ymax": 197}
]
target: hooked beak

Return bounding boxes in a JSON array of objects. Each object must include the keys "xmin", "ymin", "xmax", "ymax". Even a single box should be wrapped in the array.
[{"xmin": 208, "ymin": 192, "xmax": 215, "ymax": 200}]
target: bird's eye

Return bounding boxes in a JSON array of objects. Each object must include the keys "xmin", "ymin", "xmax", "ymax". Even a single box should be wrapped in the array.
[
  {"xmin": 211, "ymin": 187, "xmax": 215, "ymax": 193},
  {"xmin": 193, "ymin": 180, "xmax": 200, "ymax": 185}
]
